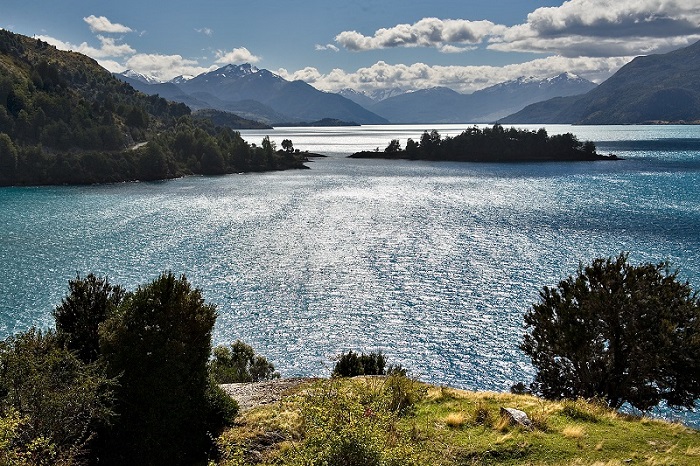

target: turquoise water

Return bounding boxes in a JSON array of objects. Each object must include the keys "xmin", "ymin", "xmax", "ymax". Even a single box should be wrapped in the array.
[{"xmin": 1, "ymin": 124, "xmax": 699, "ymax": 424}]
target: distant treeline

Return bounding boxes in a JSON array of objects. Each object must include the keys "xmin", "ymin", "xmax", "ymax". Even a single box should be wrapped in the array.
[{"xmin": 350, "ymin": 124, "xmax": 619, "ymax": 162}]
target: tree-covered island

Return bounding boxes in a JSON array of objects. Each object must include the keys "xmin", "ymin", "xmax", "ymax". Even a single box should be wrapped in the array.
[
  {"xmin": 0, "ymin": 30, "xmax": 308, "ymax": 186},
  {"xmin": 350, "ymin": 124, "xmax": 620, "ymax": 162}
]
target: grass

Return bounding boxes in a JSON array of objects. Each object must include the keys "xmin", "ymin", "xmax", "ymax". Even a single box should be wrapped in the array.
[{"xmin": 214, "ymin": 377, "xmax": 700, "ymax": 466}]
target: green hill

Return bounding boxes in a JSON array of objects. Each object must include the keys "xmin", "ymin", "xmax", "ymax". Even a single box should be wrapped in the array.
[
  {"xmin": 0, "ymin": 30, "xmax": 306, "ymax": 185},
  {"xmin": 216, "ymin": 377, "xmax": 700, "ymax": 466},
  {"xmin": 502, "ymin": 40, "xmax": 700, "ymax": 124}
]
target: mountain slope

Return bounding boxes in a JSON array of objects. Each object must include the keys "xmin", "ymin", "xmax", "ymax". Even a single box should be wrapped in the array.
[
  {"xmin": 0, "ymin": 30, "xmax": 306, "ymax": 185},
  {"xmin": 503, "ymin": 40, "xmax": 700, "ymax": 124},
  {"xmin": 369, "ymin": 74, "xmax": 596, "ymax": 123}
]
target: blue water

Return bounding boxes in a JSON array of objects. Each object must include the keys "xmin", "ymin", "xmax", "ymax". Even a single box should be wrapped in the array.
[{"xmin": 1, "ymin": 124, "xmax": 699, "ymax": 425}]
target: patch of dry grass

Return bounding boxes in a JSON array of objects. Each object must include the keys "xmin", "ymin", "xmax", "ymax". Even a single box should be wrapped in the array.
[
  {"xmin": 562, "ymin": 425, "xmax": 585, "ymax": 439},
  {"xmin": 443, "ymin": 412, "xmax": 467, "ymax": 428}
]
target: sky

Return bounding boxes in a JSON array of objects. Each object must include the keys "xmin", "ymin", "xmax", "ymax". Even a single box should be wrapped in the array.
[{"xmin": 3, "ymin": 0, "xmax": 700, "ymax": 94}]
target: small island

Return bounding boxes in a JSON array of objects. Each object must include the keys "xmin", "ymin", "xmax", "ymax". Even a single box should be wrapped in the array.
[{"xmin": 350, "ymin": 124, "xmax": 620, "ymax": 162}]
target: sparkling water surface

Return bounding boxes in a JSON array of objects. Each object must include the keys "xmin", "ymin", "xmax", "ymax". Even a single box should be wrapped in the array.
[{"xmin": 1, "ymin": 124, "xmax": 699, "ymax": 424}]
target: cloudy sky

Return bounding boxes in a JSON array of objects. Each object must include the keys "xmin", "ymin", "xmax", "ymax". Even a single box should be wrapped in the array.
[{"xmin": 4, "ymin": 0, "xmax": 700, "ymax": 93}]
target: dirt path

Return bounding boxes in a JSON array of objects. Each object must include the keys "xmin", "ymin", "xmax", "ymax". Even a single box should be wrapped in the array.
[{"xmin": 220, "ymin": 378, "xmax": 313, "ymax": 412}]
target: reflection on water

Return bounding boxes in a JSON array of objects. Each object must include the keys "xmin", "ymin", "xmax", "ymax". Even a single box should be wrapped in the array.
[{"xmin": 1, "ymin": 124, "xmax": 699, "ymax": 426}]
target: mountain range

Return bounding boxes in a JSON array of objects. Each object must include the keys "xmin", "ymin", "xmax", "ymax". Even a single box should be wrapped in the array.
[
  {"xmin": 502, "ymin": 39, "xmax": 700, "ymax": 124},
  {"xmin": 119, "ymin": 68, "xmax": 596, "ymax": 125},
  {"xmin": 118, "ymin": 39, "xmax": 700, "ymax": 126},
  {"xmin": 119, "ymin": 65, "xmax": 387, "ymax": 125},
  {"xmin": 366, "ymin": 73, "xmax": 596, "ymax": 123}
]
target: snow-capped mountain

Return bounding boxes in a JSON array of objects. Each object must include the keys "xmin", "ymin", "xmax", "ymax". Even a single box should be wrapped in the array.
[
  {"xmin": 503, "ymin": 39, "xmax": 700, "ymax": 124},
  {"xmin": 194, "ymin": 64, "xmax": 260, "ymax": 82},
  {"xmin": 169, "ymin": 75, "xmax": 195, "ymax": 85},
  {"xmin": 119, "ymin": 69, "xmax": 161, "ymax": 85},
  {"xmin": 338, "ymin": 87, "xmax": 407, "ymax": 106},
  {"xmin": 483, "ymin": 73, "xmax": 593, "ymax": 94},
  {"xmin": 368, "ymin": 73, "xmax": 597, "ymax": 123},
  {"xmin": 117, "ymin": 64, "xmax": 387, "ymax": 124}
]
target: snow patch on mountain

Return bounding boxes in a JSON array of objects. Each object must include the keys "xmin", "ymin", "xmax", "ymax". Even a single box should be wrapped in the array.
[{"xmin": 120, "ymin": 69, "xmax": 161, "ymax": 84}]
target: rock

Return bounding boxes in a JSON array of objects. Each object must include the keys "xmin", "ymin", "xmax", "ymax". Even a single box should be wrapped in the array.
[{"xmin": 500, "ymin": 407, "xmax": 532, "ymax": 429}]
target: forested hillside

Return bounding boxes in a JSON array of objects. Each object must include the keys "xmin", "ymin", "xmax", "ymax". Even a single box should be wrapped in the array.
[
  {"xmin": 0, "ymin": 30, "xmax": 305, "ymax": 185},
  {"xmin": 502, "ymin": 40, "xmax": 700, "ymax": 124}
]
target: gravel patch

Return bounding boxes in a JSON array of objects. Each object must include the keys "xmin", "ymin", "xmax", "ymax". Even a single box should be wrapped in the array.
[{"xmin": 219, "ymin": 378, "xmax": 313, "ymax": 412}]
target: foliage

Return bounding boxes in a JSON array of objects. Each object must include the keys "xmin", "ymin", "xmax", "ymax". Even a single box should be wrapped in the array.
[
  {"xmin": 0, "ymin": 329, "xmax": 115, "ymax": 465},
  {"xmin": 351, "ymin": 124, "xmax": 615, "ymax": 162},
  {"xmin": 209, "ymin": 340, "xmax": 279, "ymax": 384},
  {"xmin": 281, "ymin": 139, "xmax": 294, "ymax": 153},
  {"xmin": 53, "ymin": 273, "xmax": 125, "ymax": 363},
  {"xmin": 332, "ymin": 350, "xmax": 388, "ymax": 377},
  {"xmin": 215, "ymin": 379, "xmax": 700, "ymax": 466},
  {"xmin": 98, "ymin": 272, "xmax": 221, "ymax": 465},
  {"xmin": 218, "ymin": 377, "xmax": 422, "ymax": 466},
  {"xmin": 521, "ymin": 252, "xmax": 700, "ymax": 412},
  {"xmin": 0, "ymin": 29, "xmax": 307, "ymax": 186},
  {"xmin": 384, "ymin": 139, "xmax": 401, "ymax": 153}
]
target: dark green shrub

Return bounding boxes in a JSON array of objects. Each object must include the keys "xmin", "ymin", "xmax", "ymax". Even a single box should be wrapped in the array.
[
  {"xmin": 384, "ymin": 373, "xmax": 424, "ymax": 415},
  {"xmin": 98, "ymin": 272, "xmax": 218, "ymax": 465},
  {"xmin": 209, "ymin": 340, "xmax": 279, "ymax": 383},
  {"xmin": 332, "ymin": 350, "xmax": 387, "ymax": 377},
  {"xmin": 53, "ymin": 273, "xmax": 124, "ymax": 363},
  {"xmin": 522, "ymin": 253, "xmax": 700, "ymax": 411},
  {"xmin": 0, "ymin": 328, "xmax": 115, "ymax": 464}
]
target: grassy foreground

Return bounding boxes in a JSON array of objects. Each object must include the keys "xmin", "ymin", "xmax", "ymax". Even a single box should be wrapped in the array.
[{"xmin": 214, "ymin": 376, "xmax": 700, "ymax": 466}]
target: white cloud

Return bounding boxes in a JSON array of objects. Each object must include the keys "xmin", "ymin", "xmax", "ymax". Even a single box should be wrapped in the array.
[
  {"xmin": 490, "ymin": 0, "xmax": 700, "ymax": 57},
  {"xmin": 195, "ymin": 27, "xmax": 213, "ymax": 36},
  {"xmin": 332, "ymin": 2, "xmax": 700, "ymax": 58},
  {"xmin": 83, "ymin": 15, "xmax": 133, "ymax": 34},
  {"xmin": 315, "ymin": 43, "xmax": 339, "ymax": 52},
  {"xmin": 335, "ymin": 18, "xmax": 505, "ymax": 51},
  {"xmin": 125, "ymin": 53, "xmax": 215, "ymax": 81},
  {"xmin": 35, "ymin": 34, "xmax": 134, "ymax": 59},
  {"xmin": 97, "ymin": 59, "xmax": 126, "ymax": 74},
  {"xmin": 438, "ymin": 44, "xmax": 475, "ymax": 54},
  {"xmin": 279, "ymin": 55, "xmax": 632, "ymax": 94},
  {"xmin": 93, "ymin": 35, "xmax": 136, "ymax": 57},
  {"xmin": 214, "ymin": 47, "xmax": 261, "ymax": 64}
]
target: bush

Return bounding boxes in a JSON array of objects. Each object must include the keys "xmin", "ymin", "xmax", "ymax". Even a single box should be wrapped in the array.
[
  {"xmin": 281, "ymin": 378, "xmax": 420, "ymax": 466},
  {"xmin": 0, "ymin": 329, "xmax": 115, "ymax": 464},
  {"xmin": 522, "ymin": 253, "xmax": 700, "ymax": 412},
  {"xmin": 332, "ymin": 350, "xmax": 387, "ymax": 377},
  {"xmin": 98, "ymin": 272, "xmax": 219, "ymax": 465},
  {"xmin": 209, "ymin": 340, "xmax": 279, "ymax": 384}
]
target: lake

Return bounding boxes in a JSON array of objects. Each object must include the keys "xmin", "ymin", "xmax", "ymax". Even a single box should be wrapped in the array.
[{"xmin": 1, "ymin": 124, "xmax": 699, "ymax": 424}]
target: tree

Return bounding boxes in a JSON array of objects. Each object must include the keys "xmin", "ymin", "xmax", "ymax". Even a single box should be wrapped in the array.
[
  {"xmin": 0, "ymin": 133, "xmax": 18, "ymax": 183},
  {"xmin": 332, "ymin": 350, "xmax": 387, "ymax": 377},
  {"xmin": 98, "ymin": 272, "xmax": 221, "ymax": 465},
  {"xmin": 209, "ymin": 340, "xmax": 279, "ymax": 383},
  {"xmin": 53, "ymin": 273, "xmax": 125, "ymax": 363},
  {"xmin": 281, "ymin": 138, "xmax": 294, "ymax": 153},
  {"xmin": 521, "ymin": 253, "xmax": 700, "ymax": 412},
  {"xmin": 384, "ymin": 139, "xmax": 401, "ymax": 153}
]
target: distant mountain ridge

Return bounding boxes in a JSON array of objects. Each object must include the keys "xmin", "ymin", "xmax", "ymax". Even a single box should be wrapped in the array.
[
  {"xmin": 338, "ymin": 87, "xmax": 408, "ymax": 106},
  {"xmin": 365, "ymin": 73, "xmax": 597, "ymax": 123},
  {"xmin": 117, "ymin": 67, "xmax": 598, "ymax": 125},
  {"xmin": 502, "ymin": 40, "xmax": 700, "ymax": 124},
  {"xmin": 117, "ymin": 64, "xmax": 388, "ymax": 125}
]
